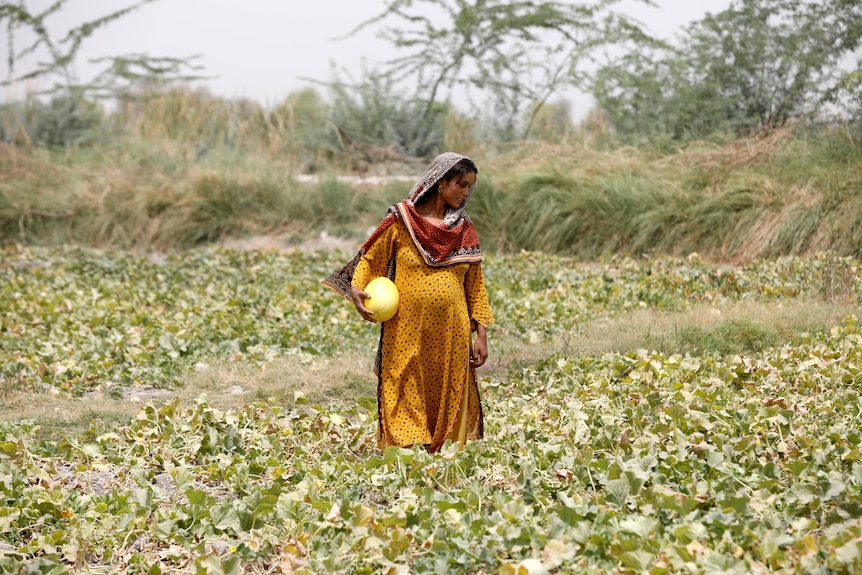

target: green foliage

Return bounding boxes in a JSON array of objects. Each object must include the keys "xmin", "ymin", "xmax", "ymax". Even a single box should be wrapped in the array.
[
  {"xmin": 0, "ymin": 141, "xmax": 401, "ymax": 249},
  {"xmin": 1, "ymin": 255, "xmax": 861, "ymax": 571},
  {"xmin": 327, "ymin": 70, "xmax": 448, "ymax": 159},
  {"xmin": 818, "ymin": 0, "xmax": 862, "ymax": 121},
  {"xmin": 469, "ymin": 129, "xmax": 862, "ymax": 259},
  {"xmin": 0, "ymin": 94, "xmax": 104, "ymax": 147},
  {"xmin": 593, "ymin": 50, "xmax": 704, "ymax": 143},
  {"xmin": 121, "ymin": 88, "xmax": 269, "ymax": 150},
  {"xmin": 0, "ymin": 248, "xmax": 368, "ymax": 397},
  {"xmin": 527, "ymin": 100, "xmax": 575, "ymax": 143},
  {"xmin": 683, "ymin": 0, "xmax": 840, "ymax": 129},
  {"xmin": 1, "ymin": 247, "xmax": 858, "ymax": 400},
  {"xmin": 474, "ymin": 167, "xmax": 779, "ymax": 258},
  {"xmin": 349, "ymin": 0, "xmax": 655, "ymax": 139},
  {"xmin": 169, "ymin": 174, "xmax": 291, "ymax": 245},
  {"xmin": 3, "ymin": 127, "xmax": 862, "ymax": 259},
  {"xmin": 120, "ymin": 87, "xmax": 331, "ymax": 166},
  {"xmin": 273, "ymin": 88, "xmax": 331, "ymax": 169},
  {"xmin": 2, "ymin": 125, "xmax": 861, "ymax": 262},
  {"xmin": 653, "ymin": 319, "xmax": 779, "ymax": 357},
  {"xmin": 594, "ymin": 0, "xmax": 861, "ymax": 141}
]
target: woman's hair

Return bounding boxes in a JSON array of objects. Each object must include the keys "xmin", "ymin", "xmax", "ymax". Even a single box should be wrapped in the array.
[{"xmin": 415, "ymin": 158, "xmax": 479, "ymax": 205}]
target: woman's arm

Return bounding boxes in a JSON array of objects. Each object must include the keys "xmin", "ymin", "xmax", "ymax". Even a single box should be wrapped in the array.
[
  {"xmin": 351, "ymin": 225, "xmax": 397, "ymax": 322},
  {"xmin": 464, "ymin": 263, "xmax": 495, "ymax": 328},
  {"xmin": 465, "ymin": 263, "xmax": 494, "ymax": 367},
  {"xmin": 471, "ymin": 322, "xmax": 488, "ymax": 367}
]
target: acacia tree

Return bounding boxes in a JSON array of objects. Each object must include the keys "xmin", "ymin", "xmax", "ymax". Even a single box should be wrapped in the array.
[
  {"xmin": 1, "ymin": 0, "xmax": 203, "ymax": 146},
  {"xmin": 347, "ymin": 0, "xmax": 656, "ymax": 140},
  {"xmin": 1, "ymin": 0, "xmax": 202, "ymax": 99},
  {"xmin": 594, "ymin": 0, "xmax": 862, "ymax": 141}
]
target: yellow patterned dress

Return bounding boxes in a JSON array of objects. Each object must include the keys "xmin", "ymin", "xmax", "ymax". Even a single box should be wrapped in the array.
[{"xmin": 352, "ymin": 219, "xmax": 494, "ymax": 451}]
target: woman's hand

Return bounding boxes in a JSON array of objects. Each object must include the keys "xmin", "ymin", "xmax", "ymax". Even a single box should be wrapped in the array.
[
  {"xmin": 350, "ymin": 286, "xmax": 376, "ymax": 322},
  {"xmin": 471, "ymin": 324, "xmax": 488, "ymax": 367}
]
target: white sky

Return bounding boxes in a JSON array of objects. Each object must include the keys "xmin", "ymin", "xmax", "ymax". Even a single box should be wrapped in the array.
[{"xmin": 2, "ymin": 0, "xmax": 733, "ymax": 113}]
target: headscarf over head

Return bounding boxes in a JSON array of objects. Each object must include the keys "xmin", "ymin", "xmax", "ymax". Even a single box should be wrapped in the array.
[
  {"xmin": 322, "ymin": 152, "xmax": 483, "ymax": 298},
  {"xmin": 407, "ymin": 151, "xmax": 476, "ymax": 227}
]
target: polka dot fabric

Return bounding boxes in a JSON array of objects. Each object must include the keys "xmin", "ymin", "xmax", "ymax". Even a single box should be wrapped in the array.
[{"xmin": 353, "ymin": 220, "xmax": 494, "ymax": 452}]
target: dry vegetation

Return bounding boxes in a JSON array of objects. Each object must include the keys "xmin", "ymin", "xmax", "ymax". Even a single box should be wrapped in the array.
[{"xmin": 4, "ymin": 120, "xmax": 860, "ymax": 260}]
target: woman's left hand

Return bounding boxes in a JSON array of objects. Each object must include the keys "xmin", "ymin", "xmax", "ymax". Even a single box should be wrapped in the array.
[{"xmin": 471, "ymin": 327, "xmax": 488, "ymax": 367}]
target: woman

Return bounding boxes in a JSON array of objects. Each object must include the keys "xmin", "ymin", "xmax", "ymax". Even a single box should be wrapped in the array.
[{"xmin": 322, "ymin": 152, "xmax": 494, "ymax": 453}]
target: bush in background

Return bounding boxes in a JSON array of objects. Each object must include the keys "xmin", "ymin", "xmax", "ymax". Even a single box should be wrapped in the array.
[
  {"xmin": 0, "ymin": 94, "xmax": 105, "ymax": 148},
  {"xmin": 327, "ymin": 70, "xmax": 448, "ymax": 163}
]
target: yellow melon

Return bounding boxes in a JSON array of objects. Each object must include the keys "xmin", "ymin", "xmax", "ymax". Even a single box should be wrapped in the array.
[{"xmin": 365, "ymin": 277, "xmax": 399, "ymax": 322}]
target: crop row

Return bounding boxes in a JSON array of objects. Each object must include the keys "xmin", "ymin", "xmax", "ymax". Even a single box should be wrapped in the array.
[{"xmin": 1, "ymin": 246, "xmax": 856, "ymax": 396}]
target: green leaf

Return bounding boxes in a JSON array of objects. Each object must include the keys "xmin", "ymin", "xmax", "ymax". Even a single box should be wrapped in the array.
[
  {"xmin": 211, "ymin": 504, "xmax": 241, "ymax": 533},
  {"xmin": 672, "ymin": 523, "xmax": 706, "ymax": 543},
  {"xmin": 619, "ymin": 516, "xmax": 658, "ymax": 539},
  {"xmin": 835, "ymin": 539, "xmax": 861, "ymax": 563},
  {"xmin": 605, "ymin": 478, "xmax": 630, "ymax": 509},
  {"xmin": 541, "ymin": 539, "xmax": 576, "ymax": 569},
  {"xmin": 81, "ymin": 443, "xmax": 102, "ymax": 457}
]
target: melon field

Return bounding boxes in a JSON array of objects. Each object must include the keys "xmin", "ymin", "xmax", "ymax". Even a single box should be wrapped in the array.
[{"xmin": 2, "ymin": 246, "xmax": 862, "ymax": 574}]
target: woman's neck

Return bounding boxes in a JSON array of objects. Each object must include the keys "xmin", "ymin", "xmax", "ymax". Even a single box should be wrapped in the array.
[{"xmin": 415, "ymin": 195, "xmax": 448, "ymax": 221}]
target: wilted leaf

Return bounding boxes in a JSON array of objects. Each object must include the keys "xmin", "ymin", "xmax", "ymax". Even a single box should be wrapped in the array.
[
  {"xmin": 541, "ymin": 539, "xmax": 576, "ymax": 568},
  {"xmin": 499, "ymin": 558, "xmax": 549, "ymax": 575},
  {"xmin": 620, "ymin": 550, "xmax": 655, "ymax": 571}
]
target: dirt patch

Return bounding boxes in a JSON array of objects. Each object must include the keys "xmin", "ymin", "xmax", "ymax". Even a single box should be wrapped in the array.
[
  {"xmin": 221, "ymin": 231, "xmax": 359, "ymax": 253},
  {"xmin": 81, "ymin": 385, "xmax": 174, "ymax": 403}
]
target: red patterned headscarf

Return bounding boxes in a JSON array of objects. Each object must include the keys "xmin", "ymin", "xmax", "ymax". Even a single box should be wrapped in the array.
[{"xmin": 322, "ymin": 152, "xmax": 483, "ymax": 298}]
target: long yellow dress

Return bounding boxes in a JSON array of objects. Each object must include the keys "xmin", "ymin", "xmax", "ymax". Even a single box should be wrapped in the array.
[{"xmin": 352, "ymin": 219, "xmax": 494, "ymax": 451}]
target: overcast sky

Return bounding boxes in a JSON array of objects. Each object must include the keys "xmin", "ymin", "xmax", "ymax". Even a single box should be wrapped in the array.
[{"xmin": 3, "ymin": 0, "xmax": 733, "ymax": 113}]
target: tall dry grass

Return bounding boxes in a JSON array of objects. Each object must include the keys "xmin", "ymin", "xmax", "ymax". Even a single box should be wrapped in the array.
[
  {"xmin": 117, "ymin": 87, "xmax": 336, "ymax": 172},
  {"xmin": 0, "ymin": 141, "xmax": 399, "ymax": 250},
  {"xmin": 2, "ymin": 94, "xmax": 861, "ymax": 260},
  {"xmin": 471, "ymin": 128, "xmax": 862, "ymax": 261}
]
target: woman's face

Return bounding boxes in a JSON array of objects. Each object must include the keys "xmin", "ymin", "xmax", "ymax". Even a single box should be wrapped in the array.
[{"xmin": 438, "ymin": 170, "xmax": 476, "ymax": 209}]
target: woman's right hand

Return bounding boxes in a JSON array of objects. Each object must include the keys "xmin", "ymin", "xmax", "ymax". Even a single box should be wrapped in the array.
[{"xmin": 350, "ymin": 286, "xmax": 376, "ymax": 322}]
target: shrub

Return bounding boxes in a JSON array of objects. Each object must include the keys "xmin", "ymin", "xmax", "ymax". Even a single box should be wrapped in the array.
[
  {"xmin": 327, "ymin": 70, "xmax": 447, "ymax": 160},
  {"xmin": 0, "ymin": 94, "xmax": 104, "ymax": 148}
]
